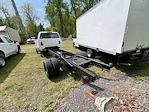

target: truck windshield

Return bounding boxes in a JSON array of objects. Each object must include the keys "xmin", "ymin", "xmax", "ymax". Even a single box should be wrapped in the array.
[
  {"xmin": 4, "ymin": 37, "xmax": 13, "ymax": 43},
  {"xmin": 40, "ymin": 33, "xmax": 59, "ymax": 39},
  {"xmin": 0, "ymin": 38, "xmax": 3, "ymax": 43}
]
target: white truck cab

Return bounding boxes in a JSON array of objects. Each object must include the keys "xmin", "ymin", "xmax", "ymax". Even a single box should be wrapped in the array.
[
  {"xmin": 35, "ymin": 31, "xmax": 62, "ymax": 52},
  {"xmin": 0, "ymin": 35, "xmax": 20, "ymax": 67}
]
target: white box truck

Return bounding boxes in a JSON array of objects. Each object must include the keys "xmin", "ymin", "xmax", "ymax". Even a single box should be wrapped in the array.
[{"xmin": 75, "ymin": 0, "xmax": 149, "ymax": 63}]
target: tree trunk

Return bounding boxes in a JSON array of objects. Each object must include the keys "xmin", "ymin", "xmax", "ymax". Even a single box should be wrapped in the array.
[
  {"xmin": 70, "ymin": 0, "xmax": 78, "ymax": 19},
  {"xmin": 58, "ymin": 8, "xmax": 65, "ymax": 38}
]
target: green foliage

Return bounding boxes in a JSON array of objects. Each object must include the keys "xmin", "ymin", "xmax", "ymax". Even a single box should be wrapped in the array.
[
  {"xmin": 21, "ymin": 2, "xmax": 39, "ymax": 38},
  {"xmin": 0, "ymin": 0, "xmax": 101, "ymax": 40},
  {"xmin": 0, "ymin": 18, "xmax": 4, "ymax": 26},
  {"xmin": 26, "ymin": 21, "xmax": 39, "ymax": 37},
  {"xmin": 38, "ymin": 23, "xmax": 45, "ymax": 31},
  {"xmin": 45, "ymin": 0, "xmax": 66, "ymax": 37},
  {"xmin": 0, "ymin": 6, "xmax": 18, "ymax": 30},
  {"xmin": 43, "ymin": 100, "xmax": 54, "ymax": 112},
  {"xmin": 19, "ymin": 32, "xmax": 27, "ymax": 44},
  {"xmin": 45, "ymin": 0, "xmax": 100, "ymax": 38}
]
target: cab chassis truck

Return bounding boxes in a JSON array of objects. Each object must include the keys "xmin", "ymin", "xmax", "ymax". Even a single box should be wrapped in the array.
[{"xmin": 43, "ymin": 48, "xmax": 112, "ymax": 81}]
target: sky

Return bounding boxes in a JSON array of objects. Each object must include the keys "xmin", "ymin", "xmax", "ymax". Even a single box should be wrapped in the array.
[{"xmin": 0, "ymin": 0, "xmax": 70, "ymax": 28}]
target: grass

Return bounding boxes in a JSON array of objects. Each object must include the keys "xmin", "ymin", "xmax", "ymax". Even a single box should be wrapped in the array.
[
  {"xmin": 117, "ymin": 62, "xmax": 149, "ymax": 80},
  {"xmin": 0, "ymin": 40, "xmax": 80, "ymax": 112},
  {"xmin": 0, "ymin": 40, "xmax": 149, "ymax": 112}
]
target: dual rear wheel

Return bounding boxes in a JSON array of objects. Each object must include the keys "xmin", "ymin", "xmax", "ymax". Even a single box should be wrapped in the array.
[
  {"xmin": 43, "ymin": 58, "xmax": 60, "ymax": 79},
  {"xmin": 86, "ymin": 49, "xmax": 94, "ymax": 58}
]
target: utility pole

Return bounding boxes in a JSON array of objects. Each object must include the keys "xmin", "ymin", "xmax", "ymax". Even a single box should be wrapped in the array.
[{"xmin": 11, "ymin": 0, "xmax": 25, "ymax": 33}]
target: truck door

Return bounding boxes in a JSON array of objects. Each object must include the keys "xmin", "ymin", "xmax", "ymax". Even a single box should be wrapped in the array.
[
  {"xmin": 0, "ymin": 37, "xmax": 10, "ymax": 57},
  {"xmin": 4, "ymin": 37, "xmax": 17, "ymax": 56}
]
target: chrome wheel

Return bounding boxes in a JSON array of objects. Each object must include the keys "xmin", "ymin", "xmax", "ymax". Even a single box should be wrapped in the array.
[{"xmin": 87, "ymin": 49, "xmax": 93, "ymax": 58}]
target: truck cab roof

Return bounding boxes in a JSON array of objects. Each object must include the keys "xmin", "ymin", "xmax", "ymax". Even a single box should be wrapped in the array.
[{"xmin": 38, "ymin": 31, "xmax": 59, "ymax": 34}]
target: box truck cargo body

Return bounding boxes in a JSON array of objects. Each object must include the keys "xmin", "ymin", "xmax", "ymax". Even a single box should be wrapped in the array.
[
  {"xmin": 0, "ymin": 26, "xmax": 21, "ymax": 42},
  {"xmin": 75, "ymin": 0, "xmax": 149, "ymax": 56}
]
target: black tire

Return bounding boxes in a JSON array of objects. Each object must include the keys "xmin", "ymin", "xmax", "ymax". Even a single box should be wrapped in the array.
[
  {"xmin": 17, "ymin": 46, "xmax": 21, "ymax": 54},
  {"xmin": 86, "ymin": 49, "xmax": 94, "ymax": 58},
  {"xmin": 43, "ymin": 59, "xmax": 54, "ymax": 78},
  {"xmin": 35, "ymin": 48, "xmax": 40, "ymax": 54},
  {"xmin": 0, "ymin": 52, "xmax": 5, "ymax": 68},
  {"xmin": 51, "ymin": 58, "xmax": 60, "ymax": 75},
  {"xmin": 43, "ymin": 58, "xmax": 60, "ymax": 79}
]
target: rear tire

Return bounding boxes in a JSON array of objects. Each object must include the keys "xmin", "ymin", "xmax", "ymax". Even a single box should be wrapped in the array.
[
  {"xmin": 86, "ymin": 49, "xmax": 94, "ymax": 58},
  {"xmin": 0, "ymin": 53, "xmax": 5, "ymax": 68},
  {"xmin": 43, "ymin": 58, "xmax": 60, "ymax": 79}
]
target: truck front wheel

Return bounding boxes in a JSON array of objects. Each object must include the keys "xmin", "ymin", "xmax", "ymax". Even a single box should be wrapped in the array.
[
  {"xmin": 0, "ymin": 53, "xmax": 5, "ymax": 68},
  {"xmin": 17, "ymin": 46, "xmax": 21, "ymax": 54}
]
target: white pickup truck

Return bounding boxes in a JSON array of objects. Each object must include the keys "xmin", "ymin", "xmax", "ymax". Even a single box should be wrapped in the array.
[
  {"xmin": 35, "ymin": 31, "xmax": 62, "ymax": 53},
  {"xmin": 0, "ymin": 35, "xmax": 20, "ymax": 67}
]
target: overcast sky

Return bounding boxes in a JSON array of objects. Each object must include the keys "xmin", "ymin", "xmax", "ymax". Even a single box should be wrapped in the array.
[{"xmin": 0, "ymin": 0, "xmax": 70, "ymax": 28}]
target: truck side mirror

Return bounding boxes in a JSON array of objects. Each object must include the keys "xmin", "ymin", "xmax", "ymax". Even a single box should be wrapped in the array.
[{"xmin": 14, "ymin": 41, "xmax": 17, "ymax": 43}]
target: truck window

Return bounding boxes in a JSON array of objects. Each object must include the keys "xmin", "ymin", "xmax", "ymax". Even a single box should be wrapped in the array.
[
  {"xmin": 4, "ymin": 37, "xmax": 13, "ymax": 43},
  {"xmin": 40, "ymin": 33, "xmax": 59, "ymax": 39},
  {"xmin": 0, "ymin": 38, "xmax": 3, "ymax": 43}
]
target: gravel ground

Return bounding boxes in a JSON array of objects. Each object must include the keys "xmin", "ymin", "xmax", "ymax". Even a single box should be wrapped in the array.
[{"xmin": 54, "ymin": 75, "xmax": 149, "ymax": 112}]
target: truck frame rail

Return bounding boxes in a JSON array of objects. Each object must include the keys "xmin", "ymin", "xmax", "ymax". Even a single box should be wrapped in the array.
[{"xmin": 43, "ymin": 48, "xmax": 112, "ymax": 81}]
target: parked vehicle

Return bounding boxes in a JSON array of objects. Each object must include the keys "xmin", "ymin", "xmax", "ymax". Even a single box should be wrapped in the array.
[
  {"xmin": 74, "ymin": 0, "xmax": 149, "ymax": 64},
  {"xmin": 35, "ymin": 31, "xmax": 62, "ymax": 53},
  {"xmin": 0, "ymin": 35, "xmax": 20, "ymax": 67},
  {"xmin": 26, "ymin": 37, "xmax": 37, "ymax": 44}
]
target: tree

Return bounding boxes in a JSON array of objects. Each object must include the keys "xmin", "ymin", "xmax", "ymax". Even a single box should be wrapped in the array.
[
  {"xmin": 80, "ymin": 0, "xmax": 99, "ymax": 13},
  {"xmin": 21, "ymin": 2, "xmax": 39, "ymax": 37},
  {"xmin": 45, "ymin": 0, "xmax": 67, "ymax": 38},
  {"xmin": 26, "ymin": 21, "xmax": 39, "ymax": 37},
  {"xmin": 0, "ymin": 5, "xmax": 18, "ymax": 29},
  {"xmin": 38, "ymin": 23, "xmax": 45, "ymax": 31},
  {"xmin": 45, "ymin": 0, "xmax": 101, "ymax": 38},
  {"xmin": 70, "ymin": 0, "xmax": 78, "ymax": 19},
  {"xmin": 70, "ymin": 0, "xmax": 86, "ymax": 19},
  {"xmin": 0, "ymin": 6, "xmax": 11, "ymax": 26},
  {"xmin": 0, "ymin": 18, "xmax": 4, "ymax": 26}
]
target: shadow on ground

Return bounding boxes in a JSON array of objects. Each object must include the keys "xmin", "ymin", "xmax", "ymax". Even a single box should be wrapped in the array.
[
  {"xmin": 49, "ymin": 68, "xmax": 83, "ymax": 83},
  {"xmin": 0, "ymin": 53, "xmax": 25, "ymax": 83},
  {"xmin": 116, "ymin": 61, "xmax": 149, "ymax": 80},
  {"xmin": 42, "ymin": 52, "xmax": 83, "ymax": 83},
  {"xmin": 94, "ymin": 53, "xmax": 149, "ymax": 80}
]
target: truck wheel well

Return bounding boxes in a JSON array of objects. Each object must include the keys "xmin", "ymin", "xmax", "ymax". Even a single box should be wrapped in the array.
[{"xmin": 0, "ymin": 50, "xmax": 5, "ymax": 58}]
